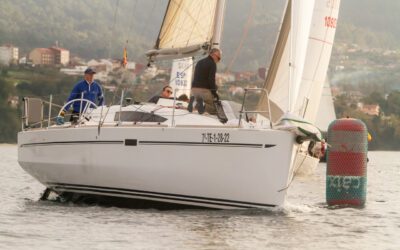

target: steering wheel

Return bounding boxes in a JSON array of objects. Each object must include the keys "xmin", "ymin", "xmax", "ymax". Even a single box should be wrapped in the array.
[{"xmin": 58, "ymin": 99, "xmax": 98, "ymax": 123}]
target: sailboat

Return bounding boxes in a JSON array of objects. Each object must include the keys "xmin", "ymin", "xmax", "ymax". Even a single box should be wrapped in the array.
[{"xmin": 17, "ymin": 0, "xmax": 340, "ymax": 209}]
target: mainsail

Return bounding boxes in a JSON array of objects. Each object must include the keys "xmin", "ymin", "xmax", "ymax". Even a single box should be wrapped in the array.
[
  {"xmin": 146, "ymin": 0, "xmax": 223, "ymax": 62},
  {"xmin": 258, "ymin": 0, "xmax": 315, "ymax": 122},
  {"xmin": 294, "ymin": 0, "xmax": 341, "ymax": 124}
]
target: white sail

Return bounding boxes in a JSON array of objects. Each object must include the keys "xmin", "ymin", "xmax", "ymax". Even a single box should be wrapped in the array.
[
  {"xmin": 294, "ymin": 0, "xmax": 341, "ymax": 123},
  {"xmin": 259, "ymin": 0, "xmax": 315, "ymax": 121},
  {"xmin": 146, "ymin": 0, "xmax": 221, "ymax": 61},
  {"xmin": 315, "ymin": 80, "xmax": 336, "ymax": 131},
  {"xmin": 169, "ymin": 57, "xmax": 193, "ymax": 98}
]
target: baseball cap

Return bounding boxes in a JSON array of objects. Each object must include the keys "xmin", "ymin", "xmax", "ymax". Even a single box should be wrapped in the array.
[{"xmin": 84, "ymin": 68, "xmax": 96, "ymax": 74}]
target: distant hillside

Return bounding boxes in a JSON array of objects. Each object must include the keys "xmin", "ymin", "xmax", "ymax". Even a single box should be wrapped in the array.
[
  {"xmin": 337, "ymin": 0, "xmax": 400, "ymax": 48},
  {"xmin": 1, "ymin": 0, "xmax": 399, "ymax": 71}
]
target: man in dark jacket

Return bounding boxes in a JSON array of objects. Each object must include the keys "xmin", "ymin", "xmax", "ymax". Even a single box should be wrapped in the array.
[
  {"xmin": 60, "ymin": 68, "xmax": 104, "ymax": 120},
  {"xmin": 148, "ymin": 85, "xmax": 173, "ymax": 103},
  {"xmin": 189, "ymin": 48, "xmax": 222, "ymax": 114}
]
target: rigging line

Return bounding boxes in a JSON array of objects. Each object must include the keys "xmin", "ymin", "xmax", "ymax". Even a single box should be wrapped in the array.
[
  {"xmin": 108, "ymin": 0, "xmax": 120, "ymax": 59},
  {"xmin": 133, "ymin": 0, "xmax": 158, "ymax": 53},
  {"xmin": 261, "ymin": 0, "xmax": 270, "ymax": 68},
  {"xmin": 223, "ymin": 0, "xmax": 255, "ymax": 75},
  {"xmin": 126, "ymin": 0, "xmax": 138, "ymax": 45},
  {"xmin": 145, "ymin": 57, "xmax": 201, "ymax": 102},
  {"xmin": 138, "ymin": 0, "xmax": 157, "ymax": 38},
  {"xmin": 184, "ymin": 1, "xmax": 206, "ymax": 47},
  {"xmin": 158, "ymin": 0, "xmax": 181, "ymax": 45},
  {"xmin": 118, "ymin": 64, "xmax": 150, "ymax": 104}
]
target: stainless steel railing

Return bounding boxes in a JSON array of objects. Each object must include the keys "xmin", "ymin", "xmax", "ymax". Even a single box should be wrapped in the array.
[{"xmin": 238, "ymin": 88, "xmax": 273, "ymax": 128}]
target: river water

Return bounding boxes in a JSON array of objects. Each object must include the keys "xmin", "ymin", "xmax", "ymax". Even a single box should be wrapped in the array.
[{"xmin": 0, "ymin": 144, "xmax": 399, "ymax": 249}]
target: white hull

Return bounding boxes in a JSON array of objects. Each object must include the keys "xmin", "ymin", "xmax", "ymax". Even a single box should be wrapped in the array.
[
  {"xmin": 293, "ymin": 151, "xmax": 319, "ymax": 176},
  {"xmin": 18, "ymin": 125, "xmax": 297, "ymax": 209}
]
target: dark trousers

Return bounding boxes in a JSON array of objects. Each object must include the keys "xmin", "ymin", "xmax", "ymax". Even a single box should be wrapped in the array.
[{"xmin": 69, "ymin": 110, "xmax": 80, "ymax": 122}]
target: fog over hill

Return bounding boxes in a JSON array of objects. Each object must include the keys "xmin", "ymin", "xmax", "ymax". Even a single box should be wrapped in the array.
[{"xmin": 1, "ymin": 0, "xmax": 399, "ymax": 71}]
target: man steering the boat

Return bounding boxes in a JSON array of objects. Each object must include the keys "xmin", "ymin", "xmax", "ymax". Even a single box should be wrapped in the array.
[
  {"xmin": 188, "ymin": 48, "xmax": 222, "ymax": 115},
  {"xmin": 59, "ymin": 68, "xmax": 104, "ymax": 122}
]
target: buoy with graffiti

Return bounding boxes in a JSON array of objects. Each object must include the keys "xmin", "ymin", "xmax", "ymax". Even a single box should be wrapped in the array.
[{"xmin": 326, "ymin": 118, "xmax": 368, "ymax": 206}]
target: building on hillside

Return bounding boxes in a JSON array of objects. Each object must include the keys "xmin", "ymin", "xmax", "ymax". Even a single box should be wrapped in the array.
[
  {"xmin": 258, "ymin": 67, "xmax": 267, "ymax": 79},
  {"xmin": 103, "ymin": 84, "xmax": 117, "ymax": 92},
  {"xmin": 49, "ymin": 46, "xmax": 70, "ymax": 65},
  {"xmin": 234, "ymin": 72, "xmax": 257, "ymax": 81},
  {"xmin": 94, "ymin": 71, "xmax": 109, "ymax": 82},
  {"xmin": 29, "ymin": 47, "xmax": 70, "ymax": 65},
  {"xmin": 345, "ymin": 91, "xmax": 365, "ymax": 101},
  {"xmin": 216, "ymin": 72, "xmax": 235, "ymax": 84},
  {"xmin": 87, "ymin": 59, "xmax": 113, "ymax": 72},
  {"xmin": 0, "ymin": 44, "xmax": 19, "ymax": 65},
  {"xmin": 70, "ymin": 56, "xmax": 86, "ymax": 65},
  {"xmin": 60, "ymin": 65, "xmax": 87, "ymax": 76},
  {"xmin": 330, "ymin": 87, "xmax": 340, "ymax": 97},
  {"xmin": 29, "ymin": 48, "xmax": 54, "ymax": 65},
  {"xmin": 228, "ymin": 86, "xmax": 244, "ymax": 97},
  {"xmin": 358, "ymin": 103, "xmax": 380, "ymax": 116},
  {"xmin": 134, "ymin": 63, "xmax": 148, "ymax": 75},
  {"xmin": 19, "ymin": 57, "xmax": 27, "ymax": 64},
  {"xmin": 140, "ymin": 64, "xmax": 157, "ymax": 80},
  {"xmin": 8, "ymin": 96, "xmax": 19, "ymax": 108},
  {"xmin": 126, "ymin": 61, "xmax": 136, "ymax": 70}
]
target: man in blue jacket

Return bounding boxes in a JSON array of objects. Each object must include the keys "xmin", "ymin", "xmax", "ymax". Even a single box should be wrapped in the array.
[{"xmin": 60, "ymin": 68, "xmax": 104, "ymax": 121}]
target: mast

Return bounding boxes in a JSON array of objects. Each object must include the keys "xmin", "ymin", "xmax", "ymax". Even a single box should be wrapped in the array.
[{"xmin": 211, "ymin": 0, "xmax": 226, "ymax": 49}]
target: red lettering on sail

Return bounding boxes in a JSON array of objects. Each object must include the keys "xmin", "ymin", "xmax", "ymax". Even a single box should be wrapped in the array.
[{"xmin": 325, "ymin": 16, "xmax": 337, "ymax": 29}]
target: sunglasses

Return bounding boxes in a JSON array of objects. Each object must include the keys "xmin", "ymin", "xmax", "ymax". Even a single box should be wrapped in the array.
[{"xmin": 165, "ymin": 90, "xmax": 173, "ymax": 94}]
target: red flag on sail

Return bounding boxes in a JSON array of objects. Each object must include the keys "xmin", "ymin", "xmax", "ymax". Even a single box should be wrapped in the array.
[{"xmin": 122, "ymin": 46, "xmax": 128, "ymax": 68}]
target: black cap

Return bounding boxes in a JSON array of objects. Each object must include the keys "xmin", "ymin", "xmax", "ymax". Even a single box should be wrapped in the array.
[{"xmin": 84, "ymin": 68, "xmax": 96, "ymax": 74}]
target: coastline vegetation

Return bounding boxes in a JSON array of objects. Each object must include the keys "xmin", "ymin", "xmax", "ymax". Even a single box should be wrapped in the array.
[{"xmin": 1, "ymin": 65, "xmax": 400, "ymax": 150}]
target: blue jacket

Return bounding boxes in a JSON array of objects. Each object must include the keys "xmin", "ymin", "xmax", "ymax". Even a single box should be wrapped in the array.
[{"xmin": 64, "ymin": 80, "xmax": 104, "ymax": 112}]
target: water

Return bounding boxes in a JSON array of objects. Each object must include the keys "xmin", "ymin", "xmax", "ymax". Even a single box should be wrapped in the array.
[{"xmin": 0, "ymin": 145, "xmax": 399, "ymax": 249}]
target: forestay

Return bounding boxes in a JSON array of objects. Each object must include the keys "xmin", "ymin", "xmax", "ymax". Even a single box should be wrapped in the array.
[{"xmin": 146, "ymin": 0, "xmax": 219, "ymax": 61}]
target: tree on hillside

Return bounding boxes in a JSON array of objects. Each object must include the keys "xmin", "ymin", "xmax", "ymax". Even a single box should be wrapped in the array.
[{"xmin": 386, "ymin": 91, "xmax": 400, "ymax": 116}]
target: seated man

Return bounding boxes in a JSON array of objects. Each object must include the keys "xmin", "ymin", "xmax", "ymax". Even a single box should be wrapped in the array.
[
  {"xmin": 148, "ymin": 85, "xmax": 173, "ymax": 103},
  {"xmin": 59, "ymin": 68, "xmax": 104, "ymax": 122}
]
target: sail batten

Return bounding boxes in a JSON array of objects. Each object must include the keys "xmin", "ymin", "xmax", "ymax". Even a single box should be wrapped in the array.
[{"xmin": 147, "ymin": 0, "xmax": 219, "ymax": 61}]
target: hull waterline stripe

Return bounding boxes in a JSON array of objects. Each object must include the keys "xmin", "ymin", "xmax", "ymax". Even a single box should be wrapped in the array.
[
  {"xmin": 20, "ymin": 141, "xmax": 123, "ymax": 147},
  {"xmin": 139, "ymin": 141, "xmax": 270, "ymax": 148},
  {"xmin": 55, "ymin": 186, "xmax": 254, "ymax": 209},
  {"xmin": 48, "ymin": 182, "xmax": 276, "ymax": 208},
  {"xmin": 20, "ymin": 140, "xmax": 275, "ymax": 149}
]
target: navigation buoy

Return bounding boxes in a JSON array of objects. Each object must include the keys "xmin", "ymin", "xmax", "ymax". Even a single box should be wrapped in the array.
[{"xmin": 326, "ymin": 118, "xmax": 368, "ymax": 206}]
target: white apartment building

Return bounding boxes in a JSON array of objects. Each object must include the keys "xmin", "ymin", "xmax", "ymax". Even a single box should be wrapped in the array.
[{"xmin": 0, "ymin": 44, "xmax": 18, "ymax": 65}]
